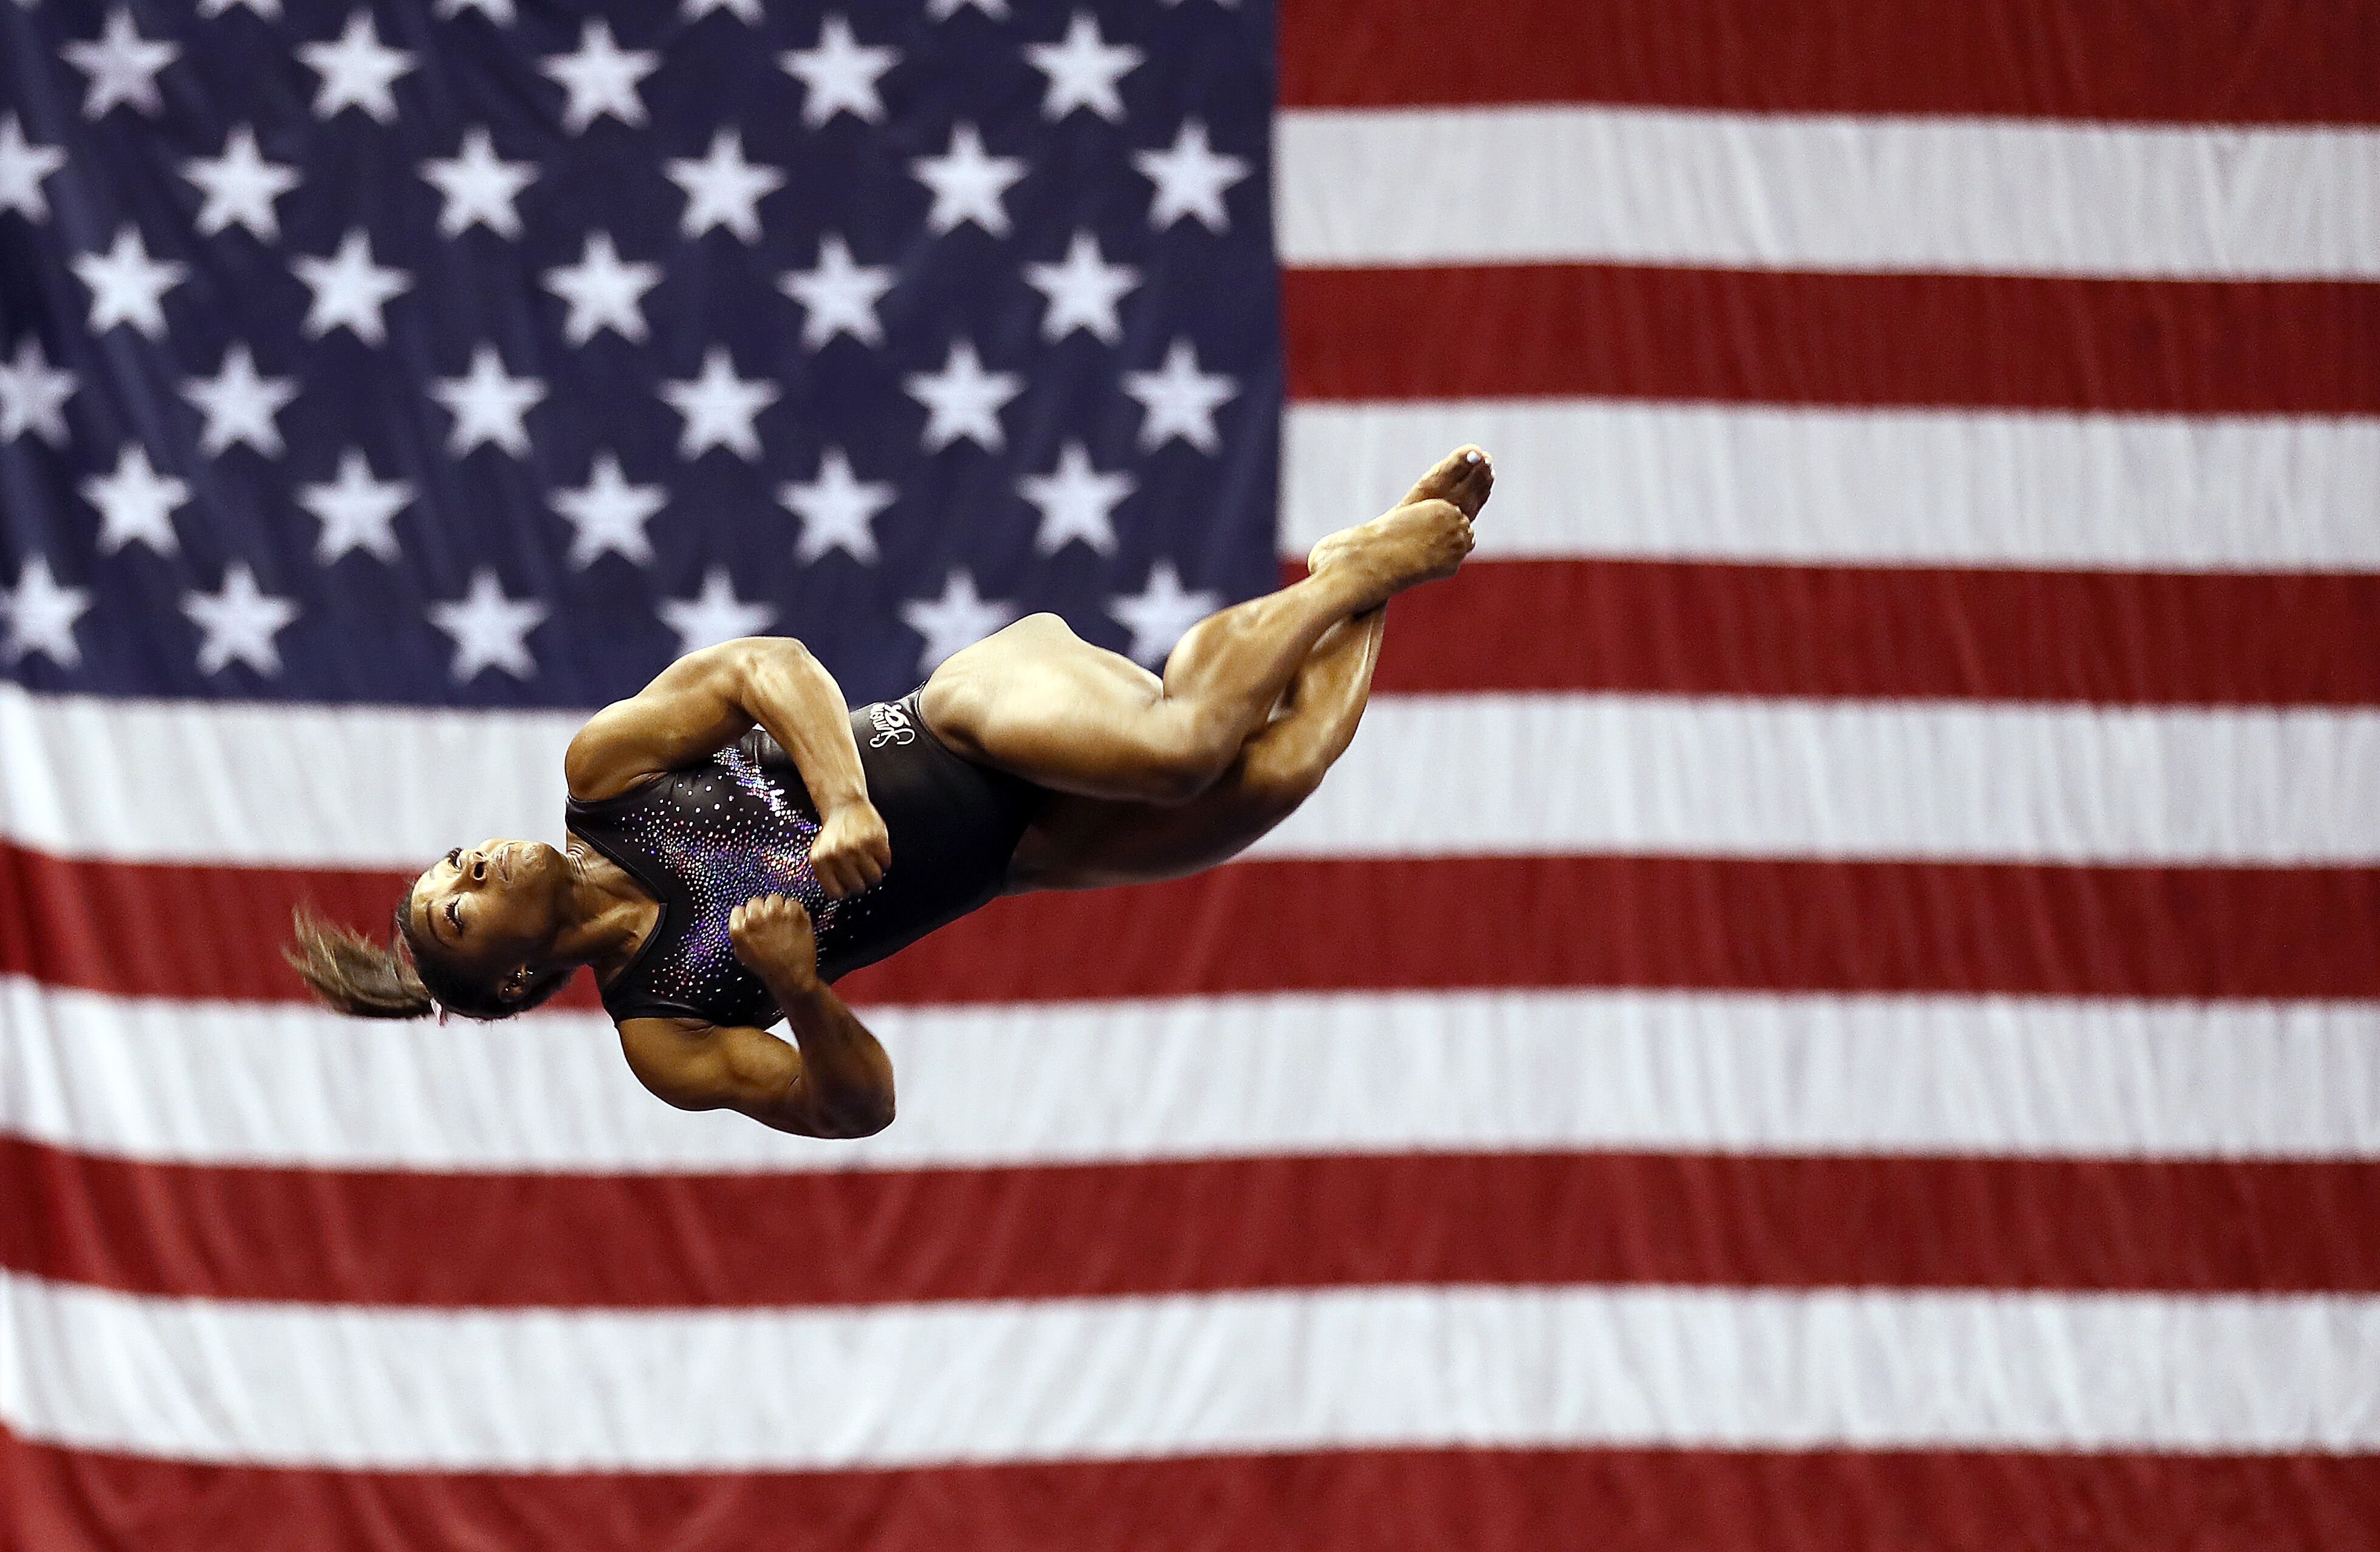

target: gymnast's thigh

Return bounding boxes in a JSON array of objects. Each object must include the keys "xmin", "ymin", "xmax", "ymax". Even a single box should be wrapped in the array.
[
  {"xmin": 1001, "ymin": 776, "xmax": 1301, "ymax": 893},
  {"xmin": 917, "ymin": 614, "xmax": 1193, "ymax": 802}
]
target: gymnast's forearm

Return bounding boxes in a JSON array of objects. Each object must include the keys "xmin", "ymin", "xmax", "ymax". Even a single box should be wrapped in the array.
[
  {"xmin": 767, "ymin": 977, "xmax": 896, "ymax": 1137},
  {"xmin": 734, "ymin": 639, "xmax": 871, "ymax": 816}
]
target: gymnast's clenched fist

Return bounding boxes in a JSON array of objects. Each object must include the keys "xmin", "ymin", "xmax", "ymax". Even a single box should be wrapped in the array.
[
  {"xmin": 810, "ymin": 799, "xmax": 891, "ymax": 900},
  {"xmin": 730, "ymin": 894, "xmax": 818, "ymax": 989}
]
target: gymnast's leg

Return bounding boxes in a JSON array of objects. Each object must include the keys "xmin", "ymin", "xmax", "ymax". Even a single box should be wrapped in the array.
[
  {"xmin": 1001, "ymin": 604, "xmax": 1388, "ymax": 891},
  {"xmin": 921, "ymin": 447, "xmax": 1489, "ymax": 806}
]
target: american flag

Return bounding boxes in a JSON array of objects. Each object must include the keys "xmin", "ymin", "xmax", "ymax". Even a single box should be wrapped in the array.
[{"xmin": 5, "ymin": 0, "xmax": 2379, "ymax": 1547}]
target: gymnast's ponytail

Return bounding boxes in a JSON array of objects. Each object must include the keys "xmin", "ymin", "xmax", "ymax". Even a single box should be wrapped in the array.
[{"xmin": 285, "ymin": 903, "xmax": 437, "ymax": 1020}]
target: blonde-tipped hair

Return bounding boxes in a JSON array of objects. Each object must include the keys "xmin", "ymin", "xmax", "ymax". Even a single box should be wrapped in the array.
[{"xmin": 284, "ymin": 904, "xmax": 436, "ymax": 1019}]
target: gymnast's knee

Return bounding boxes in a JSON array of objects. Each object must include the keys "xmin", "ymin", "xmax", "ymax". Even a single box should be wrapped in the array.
[
  {"xmin": 1102, "ymin": 699, "xmax": 1252, "ymax": 803},
  {"xmin": 1128, "ymin": 737, "xmax": 1237, "ymax": 805},
  {"xmin": 1229, "ymin": 738, "xmax": 1331, "ymax": 818}
]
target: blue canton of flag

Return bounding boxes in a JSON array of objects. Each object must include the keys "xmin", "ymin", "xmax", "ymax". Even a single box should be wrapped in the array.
[{"xmin": 0, "ymin": 0, "xmax": 1280, "ymax": 709}]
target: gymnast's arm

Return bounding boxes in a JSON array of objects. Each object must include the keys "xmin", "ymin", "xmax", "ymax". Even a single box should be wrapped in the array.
[
  {"xmin": 564, "ymin": 636, "xmax": 888, "ymax": 897},
  {"xmin": 616, "ymin": 896, "xmax": 896, "ymax": 1138}
]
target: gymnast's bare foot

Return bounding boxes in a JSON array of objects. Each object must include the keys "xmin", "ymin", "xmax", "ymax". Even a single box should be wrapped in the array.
[
  {"xmin": 1308, "ymin": 499, "xmax": 1475, "ymax": 606},
  {"xmin": 1401, "ymin": 444, "xmax": 1494, "ymax": 520},
  {"xmin": 1308, "ymin": 445, "xmax": 1491, "ymax": 586}
]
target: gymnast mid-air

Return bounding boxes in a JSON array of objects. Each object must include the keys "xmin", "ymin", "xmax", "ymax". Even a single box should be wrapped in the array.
[{"xmin": 292, "ymin": 447, "xmax": 1492, "ymax": 1136}]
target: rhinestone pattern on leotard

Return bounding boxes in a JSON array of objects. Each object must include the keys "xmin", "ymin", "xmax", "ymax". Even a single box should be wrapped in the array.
[
  {"xmin": 575, "ymin": 701, "xmax": 1045, "ymax": 1025},
  {"xmin": 605, "ymin": 745, "xmax": 849, "ymax": 1015}
]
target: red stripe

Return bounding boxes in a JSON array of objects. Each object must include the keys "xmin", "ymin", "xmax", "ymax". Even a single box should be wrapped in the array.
[
  {"xmin": 0, "ymin": 844, "xmax": 537, "ymax": 1009},
  {"xmin": 7, "ymin": 1433, "xmax": 2375, "ymax": 1552},
  {"xmin": 11, "ymin": 1140, "xmax": 2378, "ymax": 1307},
  {"xmin": 1351, "ymin": 560, "xmax": 2380, "ymax": 704},
  {"xmin": 1278, "ymin": 0, "xmax": 2380, "ymax": 123},
  {"xmin": 1284, "ymin": 266, "xmax": 2380, "ymax": 416},
  {"xmin": 7, "ymin": 844, "xmax": 2376, "ymax": 1004}
]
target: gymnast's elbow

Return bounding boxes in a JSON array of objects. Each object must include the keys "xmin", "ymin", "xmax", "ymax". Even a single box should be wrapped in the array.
[
  {"xmin": 724, "ymin": 633, "xmax": 820, "ymax": 682},
  {"xmin": 805, "ymin": 1091, "xmax": 897, "ymax": 1140},
  {"xmin": 785, "ymin": 1076, "xmax": 896, "ymax": 1140}
]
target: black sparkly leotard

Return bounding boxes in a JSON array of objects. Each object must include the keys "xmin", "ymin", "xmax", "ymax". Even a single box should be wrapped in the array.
[{"xmin": 566, "ymin": 692, "xmax": 1042, "ymax": 1028}]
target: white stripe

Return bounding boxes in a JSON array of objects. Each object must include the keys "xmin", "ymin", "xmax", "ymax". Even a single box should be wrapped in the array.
[
  {"xmin": 0, "ymin": 685, "xmax": 577, "ymax": 867},
  {"xmin": 9, "ymin": 685, "xmax": 2375, "ymax": 865},
  {"xmin": 9, "ymin": 978, "xmax": 2375, "ymax": 1169},
  {"xmin": 1260, "ymin": 693, "xmax": 2380, "ymax": 863},
  {"xmin": 1277, "ymin": 106, "xmax": 2380, "ymax": 277},
  {"xmin": 7, "ymin": 1273, "xmax": 2373, "ymax": 1466},
  {"xmin": 1284, "ymin": 401, "xmax": 2380, "ymax": 569}
]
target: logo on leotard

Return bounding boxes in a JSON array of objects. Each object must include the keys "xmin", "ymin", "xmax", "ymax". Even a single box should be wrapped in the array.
[{"xmin": 869, "ymin": 701, "xmax": 918, "ymax": 749}]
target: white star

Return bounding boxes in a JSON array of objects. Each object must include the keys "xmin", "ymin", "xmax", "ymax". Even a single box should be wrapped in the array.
[
  {"xmin": 1108, "ymin": 561, "xmax": 1219, "ymax": 667},
  {"xmin": 0, "ymin": 114, "xmax": 67, "ymax": 222},
  {"xmin": 430, "ymin": 345, "xmax": 546, "ymax": 456},
  {"xmin": 63, "ymin": 9, "xmax": 179, "ymax": 119},
  {"xmin": 778, "ymin": 15, "xmax": 896, "ymax": 126},
  {"xmin": 900, "ymin": 571, "xmax": 1017, "ymax": 672},
  {"xmin": 295, "ymin": 10, "xmax": 416, "ymax": 123},
  {"xmin": 0, "ymin": 336, "xmax": 77, "ymax": 445},
  {"xmin": 420, "ymin": 127, "xmax": 537, "ymax": 238},
  {"xmin": 541, "ymin": 231, "xmax": 660, "ymax": 345},
  {"xmin": 666, "ymin": 129, "xmax": 783, "ymax": 243},
  {"xmin": 435, "ymin": 0, "xmax": 514, "ymax": 21},
  {"xmin": 292, "ymin": 229, "xmax": 410, "ymax": 345},
  {"xmin": 1123, "ymin": 338, "xmax": 1238, "ymax": 453},
  {"xmin": 182, "ymin": 125, "xmax": 299, "ymax": 241},
  {"xmin": 1133, "ymin": 119, "xmax": 1249, "ymax": 232},
  {"xmin": 660, "ymin": 568, "xmax": 774, "ymax": 657},
  {"xmin": 778, "ymin": 233, "xmax": 894, "ymax": 349},
  {"xmin": 681, "ymin": 0, "xmax": 763, "ymax": 24},
  {"xmin": 552, "ymin": 452, "xmax": 665, "ymax": 567},
  {"xmin": 777, "ymin": 446, "xmax": 893, "ymax": 564},
  {"xmin": 2, "ymin": 557, "xmax": 92, "ymax": 669},
  {"xmin": 81, "ymin": 444, "xmax": 188, "ymax": 555},
  {"xmin": 541, "ymin": 19, "xmax": 656, "ymax": 134},
  {"xmin": 184, "ymin": 563, "xmax": 298, "ymax": 676},
  {"xmin": 299, "ymin": 448, "xmax": 413, "ymax": 563},
  {"xmin": 927, "ymin": 0, "xmax": 1009, "ymax": 18},
  {"xmin": 183, "ymin": 342, "xmax": 297, "ymax": 458},
  {"xmin": 659, "ymin": 346, "xmax": 778, "ymax": 461},
  {"xmin": 202, "ymin": 0, "xmax": 284, "ymax": 16},
  {"xmin": 910, "ymin": 123, "xmax": 1026, "ymax": 238},
  {"xmin": 72, "ymin": 226, "xmax": 186, "ymax": 339},
  {"xmin": 904, "ymin": 340, "xmax": 1021, "ymax": 454},
  {"xmin": 1018, "ymin": 442, "xmax": 1133, "ymax": 555},
  {"xmin": 1024, "ymin": 230, "xmax": 1139, "ymax": 343},
  {"xmin": 1024, "ymin": 12, "xmax": 1142, "ymax": 122},
  {"xmin": 430, "ymin": 569, "xmax": 547, "ymax": 681}
]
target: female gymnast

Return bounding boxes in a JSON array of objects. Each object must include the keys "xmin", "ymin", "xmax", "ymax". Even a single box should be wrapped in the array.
[{"xmin": 290, "ymin": 447, "xmax": 1492, "ymax": 1138}]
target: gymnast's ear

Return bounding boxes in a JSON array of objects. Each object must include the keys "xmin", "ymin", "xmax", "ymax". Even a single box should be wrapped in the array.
[
  {"xmin": 285, "ymin": 904, "xmax": 436, "ymax": 1020},
  {"xmin": 491, "ymin": 962, "xmax": 572, "ymax": 1015}
]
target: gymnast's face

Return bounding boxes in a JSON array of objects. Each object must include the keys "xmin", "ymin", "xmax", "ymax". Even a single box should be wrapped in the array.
[{"xmin": 408, "ymin": 839, "xmax": 571, "ymax": 976}]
